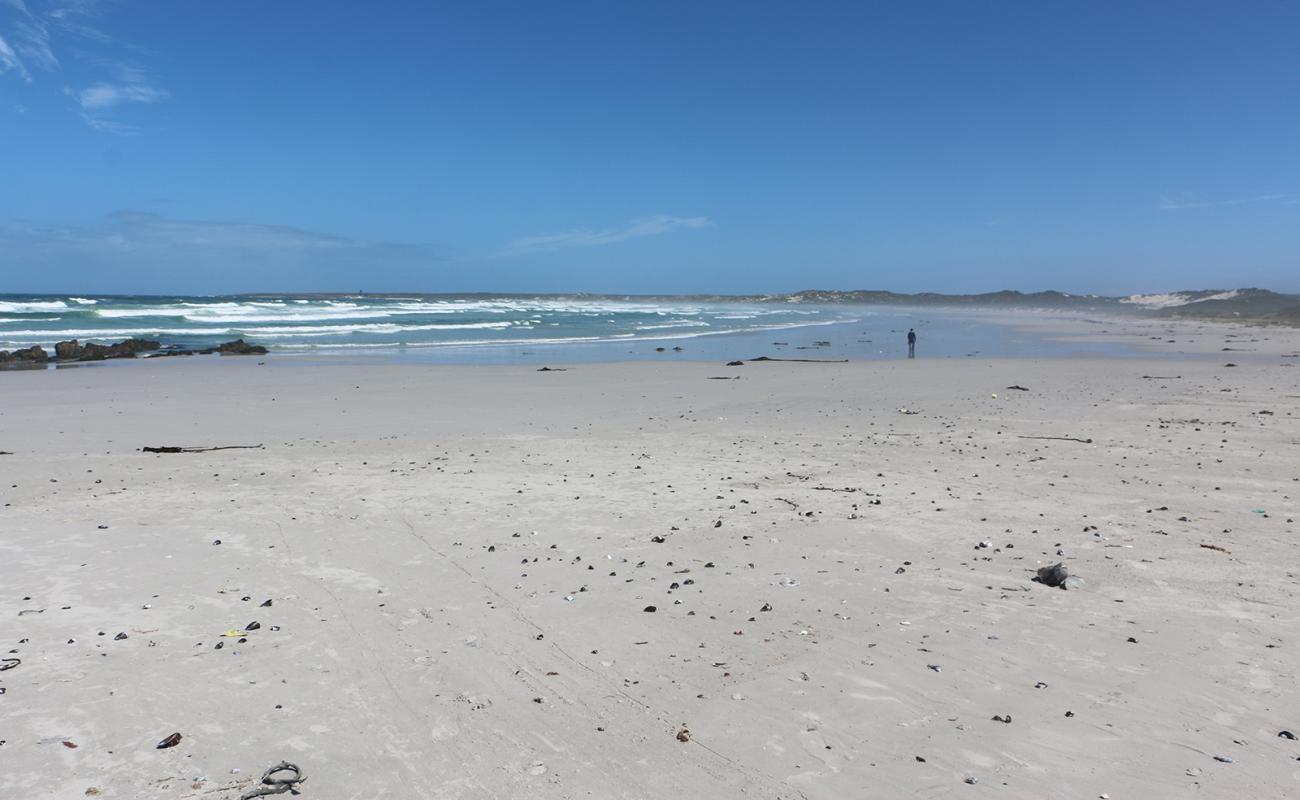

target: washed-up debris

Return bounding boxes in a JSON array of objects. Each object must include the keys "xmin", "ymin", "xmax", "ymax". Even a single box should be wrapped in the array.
[
  {"xmin": 1279, "ymin": 730, "xmax": 1296, "ymax": 740},
  {"xmin": 142, "ymin": 444, "xmax": 264, "ymax": 454},
  {"xmin": 749, "ymin": 356, "xmax": 847, "ymax": 363},
  {"xmin": 0, "ymin": 658, "xmax": 18, "ymax": 671},
  {"xmin": 1200, "ymin": 543, "xmax": 1231, "ymax": 554},
  {"xmin": 676, "ymin": 728, "xmax": 691, "ymax": 742},
  {"xmin": 1035, "ymin": 563, "xmax": 1083, "ymax": 589},
  {"xmin": 991, "ymin": 714, "xmax": 1012, "ymax": 724},
  {"xmin": 240, "ymin": 761, "xmax": 306, "ymax": 799},
  {"xmin": 1006, "ymin": 385, "xmax": 1029, "ymax": 391},
  {"xmin": 1213, "ymin": 755, "xmax": 1233, "ymax": 763},
  {"xmin": 1018, "ymin": 435, "xmax": 1093, "ymax": 444},
  {"xmin": 156, "ymin": 732, "xmax": 182, "ymax": 749},
  {"xmin": 536, "ymin": 367, "xmax": 567, "ymax": 372}
]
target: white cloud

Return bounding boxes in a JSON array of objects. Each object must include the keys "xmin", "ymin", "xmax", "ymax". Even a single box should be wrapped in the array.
[
  {"xmin": 78, "ymin": 80, "xmax": 166, "ymax": 109},
  {"xmin": 505, "ymin": 214, "xmax": 712, "ymax": 255},
  {"xmin": 2, "ymin": 0, "xmax": 56, "ymax": 77},
  {"xmin": 1158, "ymin": 193, "xmax": 1291, "ymax": 210},
  {"xmin": 3, "ymin": 0, "xmax": 166, "ymax": 130},
  {"xmin": 12, "ymin": 16, "xmax": 55, "ymax": 70},
  {"xmin": 0, "ymin": 32, "xmax": 27, "ymax": 80},
  {"xmin": 4, "ymin": 211, "xmax": 436, "ymax": 258},
  {"xmin": 0, "ymin": 212, "xmax": 447, "ymax": 292},
  {"xmin": 80, "ymin": 112, "xmax": 138, "ymax": 134}
]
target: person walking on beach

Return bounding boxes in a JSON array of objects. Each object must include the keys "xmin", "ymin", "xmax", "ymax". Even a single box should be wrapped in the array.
[{"xmin": 907, "ymin": 328, "xmax": 917, "ymax": 358}]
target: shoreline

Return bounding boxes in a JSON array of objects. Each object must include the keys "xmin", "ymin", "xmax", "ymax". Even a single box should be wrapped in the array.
[{"xmin": 3, "ymin": 307, "xmax": 1298, "ymax": 372}]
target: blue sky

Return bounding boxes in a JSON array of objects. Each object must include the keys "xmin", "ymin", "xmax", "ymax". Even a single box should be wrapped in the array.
[{"xmin": 2, "ymin": 0, "xmax": 1298, "ymax": 295}]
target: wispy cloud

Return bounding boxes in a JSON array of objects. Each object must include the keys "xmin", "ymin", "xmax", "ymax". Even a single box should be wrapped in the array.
[
  {"xmin": 0, "ymin": 31, "xmax": 26, "ymax": 80},
  {"xmin": 503, "ymin": 214, "xmax": 712, "ymax": 256},
  {"xmin": 12, "ymin": 15, "xmax": 55, "ymax": 70},
  {"xmin": 3, "ymin": 0, "xmax": 167, "ymax": 131},
  {"xmin": 1, "ymin": 0, "xmax": 55, "ymax": 79},
  {"xmin": 1158, "ymin": 193, "xmax": 1292, "ymax": 210},
  {"xmin": 78, "ymin": 79, "xmax": 166, "ymax": 109},
  {"xmin": 0, "ymin": 212, "xmax": 446, "ymax": 291},
  {"xmin": 47, "ymin": 0, "xmax": 114, "ymax": 43},
  {"xmin": 80, "ymin": 112, "xmax": 138, "ymax": 134}
]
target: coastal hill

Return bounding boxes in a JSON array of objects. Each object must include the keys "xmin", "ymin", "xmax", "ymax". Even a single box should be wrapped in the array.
[{"xmin": 775, "ymin": 287, "xmax": 1300, "ymax": 323}]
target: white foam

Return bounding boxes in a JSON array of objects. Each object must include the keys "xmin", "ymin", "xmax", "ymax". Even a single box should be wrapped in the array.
[
  {"xmin": 0, "ymin": 320, "xmax": 522, "ymax": 343},
  {"xmin": 634, "ymin": 320, "xmax": 711, "ymax": 330},
  {"xmin": 0, "ymin": 301, "xmax": 70, "ymax": 313}
]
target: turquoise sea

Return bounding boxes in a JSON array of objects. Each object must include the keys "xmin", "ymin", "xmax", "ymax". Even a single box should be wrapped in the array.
[{"xmin": 0, "ymin": 294, "xmax": 1139, "ymax": 364}]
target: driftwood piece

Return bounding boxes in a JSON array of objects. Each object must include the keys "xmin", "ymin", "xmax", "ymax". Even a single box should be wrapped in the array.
[
  {"xmin": 1017, "ymin": 435, "xmax": 1093, "ymax": 444},
  {"xmin": 142, "ymin": 444, "xmax": 264, "ymax": 454},
  {"xmin": 748, "ymin": 356, "xmax": 849, "ymax": 363}
]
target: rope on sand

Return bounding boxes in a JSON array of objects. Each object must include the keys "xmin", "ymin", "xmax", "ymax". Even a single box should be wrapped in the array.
[{"xmin": 240, "ymin": 762, "xmax": 306, "ymax": 798}]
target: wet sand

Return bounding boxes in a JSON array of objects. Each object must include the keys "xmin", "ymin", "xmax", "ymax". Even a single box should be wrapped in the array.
[{"xmin": 2, "ymin": 331, "xmax": 1298, "ymax": 798}]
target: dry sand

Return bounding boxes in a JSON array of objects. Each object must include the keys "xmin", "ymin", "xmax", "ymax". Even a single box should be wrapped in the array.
[{"xmin": 2, "ymin": 325, "xmax": 1299, "ymax": 798}]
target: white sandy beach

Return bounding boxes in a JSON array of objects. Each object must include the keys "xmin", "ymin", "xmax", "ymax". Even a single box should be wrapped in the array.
[{"xmin": 2, "ymin": 323, "xmax": 1299, "ymax": 799}]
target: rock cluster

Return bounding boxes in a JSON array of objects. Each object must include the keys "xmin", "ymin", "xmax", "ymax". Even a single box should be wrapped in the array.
[{"xmin": 0, "ymin": 338, "xmax": 267, "ymax": 365}]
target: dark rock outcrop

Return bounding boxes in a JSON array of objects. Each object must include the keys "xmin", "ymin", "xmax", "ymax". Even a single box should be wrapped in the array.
[
  {"xmin": 54, "ymin": 340, "xmax": 85, "ymax": 360},
  {"xmin": 6, "ymin": 345, "xmax": 50, "ymax": 363},
  {"xmin": 216, "ymin": 339, "xmax": 268, "ymax": 355},
  {"xmin": 6, "ymin": 337, "xmax": 265, "ymax": 366},
  {"xmin": 73, "ymin": 338, "xmax": 161, "ymax": 361}
]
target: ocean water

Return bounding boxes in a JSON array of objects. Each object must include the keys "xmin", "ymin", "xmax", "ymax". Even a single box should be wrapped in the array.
[{"xmin": 0, "ymin": 294, "xmax": 1139, "ymax": 364}]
